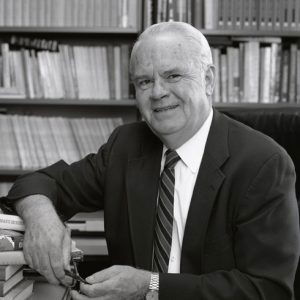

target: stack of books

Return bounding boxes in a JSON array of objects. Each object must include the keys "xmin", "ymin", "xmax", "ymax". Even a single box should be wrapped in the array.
[{"xmin": 0, "ymin": 214, "xmax": 33, "ymax": 299}]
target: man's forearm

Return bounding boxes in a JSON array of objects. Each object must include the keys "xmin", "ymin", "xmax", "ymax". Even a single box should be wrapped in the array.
[{"xmin": 15, "ymin": 194, "xmax": 60, "ymax": 224}]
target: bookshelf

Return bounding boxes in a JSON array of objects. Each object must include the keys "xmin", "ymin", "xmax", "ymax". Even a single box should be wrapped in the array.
[
  {"xmin": 143, "ymin": 0, "xmax": 300, "ymax": 106},
  {"xmin": 0, "ymin": 0, "xmax": 142, "ymax": 181},
  {"xmin": 0, "ymin": 0, "xmax": 300, "ymax": 275},
  {"xmin": 0, "ymin": 0, "xmax": 142, "ymax": 272}
]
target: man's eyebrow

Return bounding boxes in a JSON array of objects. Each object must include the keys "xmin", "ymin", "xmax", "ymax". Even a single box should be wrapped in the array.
[
  {"xmin": 162, "ymin": 68, "xmax": 183, "ymax": 76},
  {"xmin": 131, "ymin": 74, "xmax": 151, "ymax": 81}
]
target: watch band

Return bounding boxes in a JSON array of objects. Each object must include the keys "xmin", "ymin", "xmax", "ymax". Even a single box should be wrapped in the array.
[{"xmin": 149, "ymin": 273, "xmax": 159, "ymax": 291}]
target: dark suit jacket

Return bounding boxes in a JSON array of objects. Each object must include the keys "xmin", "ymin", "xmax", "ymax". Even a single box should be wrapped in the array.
[{"xmin": 5, "ymin": 110, "xmax": 300, "ymax": 299}]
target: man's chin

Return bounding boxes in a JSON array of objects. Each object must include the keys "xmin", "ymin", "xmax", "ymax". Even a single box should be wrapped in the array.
[{"xmin": 151, "ymin": 123, "xmax": 182, "ymax": 137}]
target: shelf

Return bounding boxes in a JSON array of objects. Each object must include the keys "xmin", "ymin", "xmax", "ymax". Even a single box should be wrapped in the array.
[
  {"xmin": 0, "ymin": 99, "xmax": 137, "ymax": 107},
  {"xmin": 214, "ymin": 103, "xmax": 300, "ymax": 110},
  {"xmin": 2, "ymin": 100, "xmax": 299, "ymax": 109},
  {"xmin": 201, "ymin": 29, "xmax": 300, "ymax": 37},
  {"xmin": 0, "ymin": 26, "xmax": 140, "ymax": 34},
  {"xmin": 2, "ymin": 27, "xmax": 300, "ymax": 37}
]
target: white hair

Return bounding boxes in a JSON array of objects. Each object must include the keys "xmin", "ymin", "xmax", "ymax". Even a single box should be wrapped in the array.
[{"xmin": 130, "ymin": 21, "xmax": 213, "ymax": 75}]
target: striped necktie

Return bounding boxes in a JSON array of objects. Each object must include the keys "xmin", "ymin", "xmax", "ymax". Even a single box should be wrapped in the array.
[{"xmin": 152, "ymin": 149, "xmax": 180, "ymax": 273}]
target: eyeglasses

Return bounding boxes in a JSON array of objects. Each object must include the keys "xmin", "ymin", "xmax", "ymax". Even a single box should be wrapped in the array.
[
  {"xmin": 61, "ymin": 257, "xmax": 90, "ymax": 300},
  {"xmin": 64, "ymin": 259, "xmax": 89, "ymax": 285}
]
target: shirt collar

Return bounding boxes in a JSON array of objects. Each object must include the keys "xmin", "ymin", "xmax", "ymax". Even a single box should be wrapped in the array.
[{"xmin": 162, "ymin": 108, "xmax": 213, "ymax": 173}]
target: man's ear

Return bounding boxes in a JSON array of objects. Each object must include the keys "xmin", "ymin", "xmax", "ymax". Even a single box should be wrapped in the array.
[{"xmin": 205, "ymin": 64, "xmax": 215, "ymax": 96}]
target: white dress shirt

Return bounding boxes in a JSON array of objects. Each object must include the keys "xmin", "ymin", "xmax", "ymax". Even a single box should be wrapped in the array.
[{"xmin": 159, "ymin": 109, "xmax": 213, "ymax": 273}]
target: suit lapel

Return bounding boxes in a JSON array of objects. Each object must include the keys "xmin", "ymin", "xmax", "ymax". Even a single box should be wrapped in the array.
[
  {"xmin": 181, "ymin": 110, "xmax": 230, "ymax": 273},
  {"xmin": 126, "ymin": 134, "xmax": 162, "ymax": 270}
]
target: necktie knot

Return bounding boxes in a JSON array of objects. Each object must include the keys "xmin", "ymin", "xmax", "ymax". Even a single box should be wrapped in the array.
[{"xmin": 165, "ymin": 150, "xmax": 180, "ymax": 169}]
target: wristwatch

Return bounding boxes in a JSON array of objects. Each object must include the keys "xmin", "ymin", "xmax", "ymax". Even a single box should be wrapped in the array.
[{"xmin": 145, "ymin": 273, "xmax": 159, "ymax": 300}]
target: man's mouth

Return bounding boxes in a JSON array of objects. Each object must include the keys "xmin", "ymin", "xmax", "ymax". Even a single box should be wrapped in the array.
[{"xmin": 153, "ymin": 105, "xmax": 179, "ymax": 112}]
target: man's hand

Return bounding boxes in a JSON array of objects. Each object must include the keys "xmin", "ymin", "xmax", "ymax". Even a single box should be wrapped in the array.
[
  {"xmin": 15, "ymin": 195, "xmax": 72, "ymax": 285},
  {"xmin": 70, "ymin": 265, "xmax": 151, "ymax": 300}
]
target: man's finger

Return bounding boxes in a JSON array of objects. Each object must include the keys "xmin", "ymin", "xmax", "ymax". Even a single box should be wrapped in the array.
[
  {"xmin": 70, "ymin": 290, "xmax": 90, "ymax": 300},
  {"xmin": 80, "ymin": 280, "xmax": 113, "ymax": 298},
  {"xmin": 85, "ymin": 265, "xmax": 119, "ymax": 284},
  {"xmin": 39, "ymin": 254, "xmax": 60, "ymax": 284},
  {"xmin": 22, "ymin": 247, "xmax": 33, "ymax": 269},
  {"xmin": 63, "ymin": 227, "xmax": 72, "ymax": 270},
  {"xmin": 49, "ymin": 248, "xmax": 65, "ymax": 282}
]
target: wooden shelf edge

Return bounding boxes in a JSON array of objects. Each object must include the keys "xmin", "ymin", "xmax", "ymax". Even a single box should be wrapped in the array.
[
  {"xmin": 0, "ymin": 99, "xmax": 137, "ymax": 107},
  {"xmin": 200, "ymin": 29, "xmax": 300, "ymax": 37},
  {"xmin": 214, "ymin": 103, "xmax": 300, "ymax": 109},
  {"xmin": 2, "ymin": 100, "xmax": 299, "ymax": 109},
  {"xmin": 0, "ymin": 26, "xmax": 140, "ymax": 34}
]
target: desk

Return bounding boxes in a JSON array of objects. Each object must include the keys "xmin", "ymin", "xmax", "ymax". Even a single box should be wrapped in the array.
[{"xmin": 29, "ymin": 280, "xmax": 68, "ymax": 300}]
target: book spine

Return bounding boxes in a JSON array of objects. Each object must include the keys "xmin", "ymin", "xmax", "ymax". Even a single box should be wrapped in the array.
[
  {"xmin": 296, "ymin": 49, "xmax": 300, "ymax": 103},
  {"xmin": 0, "ymin": 215, "xmax": 24, "ymax": 232},
  {"xmin": 288, "ymin": 43, "xmax": 297, "ymax": 102}
]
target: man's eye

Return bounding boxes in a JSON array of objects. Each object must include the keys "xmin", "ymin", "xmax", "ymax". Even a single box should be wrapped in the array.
[
  {"xmin": 167, "ymin": 74, "xmax": 181, "ymax": 82},
  {"xmin": 137, "ymin": 79, "xmax": 152, "ymax": 89}
]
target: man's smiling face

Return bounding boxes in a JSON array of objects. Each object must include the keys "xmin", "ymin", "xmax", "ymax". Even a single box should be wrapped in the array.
[{"xmin": 131, "ymin": 33, "xmax": 212, "ymax": 147}]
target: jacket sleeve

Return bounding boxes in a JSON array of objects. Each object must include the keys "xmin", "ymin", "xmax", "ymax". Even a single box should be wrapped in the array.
[
  {"xmin": 1, "ymin": 126, "xmax": 121, "ymax": 221},
  {"xmin": 159, "ymin": 151, "xmax": 300, "ymax": 300}
]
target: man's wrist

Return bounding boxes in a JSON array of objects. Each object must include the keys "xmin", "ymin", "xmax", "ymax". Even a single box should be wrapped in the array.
[{"xmin": 145, "ymin": 273, "xmax": 159, "ymax": 300}]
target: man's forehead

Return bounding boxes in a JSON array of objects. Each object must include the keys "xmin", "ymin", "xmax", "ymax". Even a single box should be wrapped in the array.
[
  {"xmin": 139, "ymin": 33, "xmax": 187, "ymax": 51},
  {"xmin": 135, "ymin": 34, "xmax": 192, "ymax": 62}
]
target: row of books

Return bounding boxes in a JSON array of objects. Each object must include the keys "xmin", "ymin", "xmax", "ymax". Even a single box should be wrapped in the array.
[
  {"xmin": 0, "ymin": 213, "xmax": 33, "ymax": 300},
  {"xmin": 144, "ymin": 0, "xmax": 300, "ymax": 31},
  {"xmin": 0, "ymin": 262, "xmax": 33, "ymax": 299},
  {"xmin": 0, "ymin": 114, "xmax": 123, "ymax": 170},
  {"xmin": 0, "ymin": 42, "xmax": 131, "ymax": 100},
  {"xmin": 0, "ymin": 211, "xmax": 99, "ymax": 299},
  {"xmin": 211, "ymin": 38, "xmax": 300, "ymax": 104},
  {"xmin": 0, "ymin": 0, "xmax": 138, "ymax": 29}
]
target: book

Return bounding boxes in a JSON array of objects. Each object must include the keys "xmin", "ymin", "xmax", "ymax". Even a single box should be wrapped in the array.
[
  {"xmin": 0, "ymin": 229, "xmax": 23, "ymax": 251},
  {"xmin": 297, "ymin": 49, "xmax": 300, "ymax": 103},
  {"xmin": 0, "ymin": 215, "xmax": 24, "ymax": 232},
  {"xmin": 113, "ymin": 45, "xmax": 122, "ymax": 100},
  {"xmin": 220, "ymin": 53, "xmax": 228, "ymax": 103},
  {"xmin": 120, "ymin": 44, "xmax": 129, "ymax": 100},
  {"xmin": 0, "ymin": 242, "xmax": 83, "ymax": 266},
  {"xmin": 259, "ymin": 46, "xmax": 271, "ymax": 103},
  {"xmin": 1, "ymin": 44, "xmax": 11, "ymax": 88},
  {"xmin": 243, "ymin": 40, "xmax": 260, "ymax": 103},
  {"xmin": 0, "ymin": 252, "xmax": 25, "ymax": 266},
  {"xmin": 0, "ymin": 115, "xmax": 21, "ymax": 169},
  {"xmin": 0, "ymin": 266, "xmax": 22, "ymax": 281},
  {"xmin": 0, "ymin": 279, "xmax": 33, "ymax": 300},
  {"xmin": 211, "ymin": 47, "xmax": 220, "ymax": 103},
  {"xmin": 269, "ymin": 43, "xmax": 279, "ymax": 103},
  {"xmin": 234, "ymin": 0, "xmax": 243, "ymax": 29},
  {"xmin": 204, "ymin": 0, "xmax": 217, "ymax": 29},
  {"xmin": 250, "ymin": 0, "xmax": 258, "ymax": 29},
  {"xmin": 259, "ymin": 0, "xmax": 267, "ymax": 30},
  {"xmin": 273, "ymin": 0, "xmax": 281, "ymax": 29},
  {"xmin": 11, "ymin": 115, "xmax": 34, "ymax": 169},
  {"xmin": 280, "ymin": 49, "xmax": 289, "ymax": 102},
  {"xmin": 194, "ymin": 0, "xmax": 203, "ymax": 28},
  {"xmin": 0, "ymin": 269, "xmax": 23, "ymax": 296}
]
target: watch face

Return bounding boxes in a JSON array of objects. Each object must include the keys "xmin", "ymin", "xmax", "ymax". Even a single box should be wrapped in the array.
[{"xmin": 146, "ymin": 290, "xmax": 158, "ymax": 300}]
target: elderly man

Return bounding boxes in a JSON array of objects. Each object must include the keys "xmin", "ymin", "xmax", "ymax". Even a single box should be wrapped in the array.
[{"xmin": 2, "ymin": 22, "xmax": 299, "ymax": 299}]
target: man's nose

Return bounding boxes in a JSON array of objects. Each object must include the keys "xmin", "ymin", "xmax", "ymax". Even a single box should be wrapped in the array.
[{"xmin": 150, "ymin": 78, "xmax": 168, "ymax": 100}]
